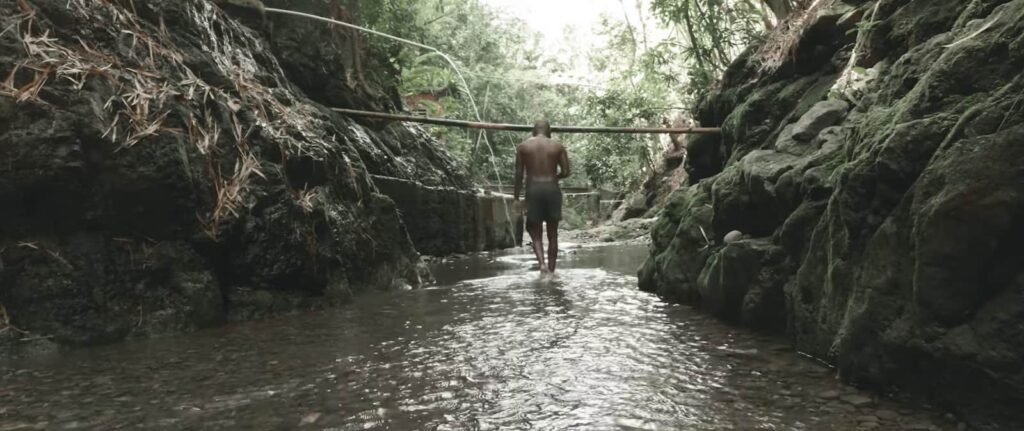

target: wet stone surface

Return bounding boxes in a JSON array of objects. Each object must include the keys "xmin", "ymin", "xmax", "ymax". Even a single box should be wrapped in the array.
[{"xmin": 1, "ymin": 244, "xmax": 958, "ymax": 430}]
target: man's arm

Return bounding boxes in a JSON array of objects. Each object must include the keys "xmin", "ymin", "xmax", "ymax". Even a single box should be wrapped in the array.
[
  {"xmin": 513, "ymin": 145, "xmax": 525, "ymax": 201},
  {"xmin": 557, "ymin": 144, "xmax": 571, "ymax": 179}
]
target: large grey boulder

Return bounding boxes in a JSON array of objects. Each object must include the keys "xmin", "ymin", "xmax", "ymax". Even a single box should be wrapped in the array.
[
  {"xmin": 696, "ymin": 239, "xmax": 785, "ymax": 328},
  {"xmin": 774, "ymin": 124, "xmax": 810, "ymax": 155},
  {"xmin": 791, "ymin": 100, "xmax": 850, "ymax": 141}
]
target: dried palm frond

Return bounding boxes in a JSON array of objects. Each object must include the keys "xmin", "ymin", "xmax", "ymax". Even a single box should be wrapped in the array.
[
  {"xmin": 295, "ymin": 188, "xmax": 318, "ymax": 214},
  {"xmin": 0, "ymin": 63, "xmax": 49, "ymax": 103},
  {"xmin": 46, "ymin": 248, "xmax": 73, "ymax": 270},
  {"xmin": 202, "ymin": 152, "xmax": 265, "ymax": 238},
  {"xmin": 5, "ymin": 0, "xmax": 356, "ymax": 241}
]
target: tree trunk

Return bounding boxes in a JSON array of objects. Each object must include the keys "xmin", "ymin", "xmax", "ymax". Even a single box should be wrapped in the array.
[
  {"xmin": 741, "ymin": 0, "xmax": 776, "ymax": 30},
  {"xmin": 761, "ymin": 0, "xmax": 793, "ymax": 20}
]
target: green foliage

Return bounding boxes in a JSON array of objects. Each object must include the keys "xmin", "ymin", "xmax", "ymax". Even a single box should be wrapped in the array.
[
  {"xmin": 402, "ymin": 54, "xmax": 457, "ymax": 93},
  {"xmin": 649, "ymin": 0, "xmax": 771, "ymax": 100},
  {"xmin": 560, "ymin": 206, "xmax": 588, "ymax": 231},
  {"xmin": 351, "ymin": 0, "xmax": 777, "ymax": 191}
]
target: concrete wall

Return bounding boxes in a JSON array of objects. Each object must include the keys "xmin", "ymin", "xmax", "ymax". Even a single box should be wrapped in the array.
[
  {"xmin": 483, "ymin": 185, "xmax": 622, "ymax": 227},
  {"xmin": 373, "ymin": 176, "xmax": 518, "ymax": 256},
  {"xmin": 564, "ymin": 191, "xmax": 624, "ymax": 226}
]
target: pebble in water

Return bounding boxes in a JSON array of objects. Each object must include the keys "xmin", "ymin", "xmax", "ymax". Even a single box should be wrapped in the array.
[
  {"xmin": 818, "ymin": 390, "xmax": 841, "ymax": 400},
  {"xmin": 841, "ymin": 394, "xmax": 874, "ymax": 407},
  {"xmin": 724, "ymin": 230, "xmax": 744, "ymax": 243},
  {"xmin": 298, "ymin": 412, "xmax": 321, "ymax": 425},
  {"xmin": 876, "ymin": 410, "xmax": 900, "ymax": 421}
]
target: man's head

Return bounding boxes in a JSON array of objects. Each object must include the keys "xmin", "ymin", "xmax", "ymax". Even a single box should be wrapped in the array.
[{"xmin": 532, "ymin": 120, "xmax": 552, "ymax": 138}]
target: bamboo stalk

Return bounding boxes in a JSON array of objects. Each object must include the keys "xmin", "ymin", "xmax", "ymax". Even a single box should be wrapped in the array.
[{"xmin": 331, "ymin": 108, "xmax": 721, "ymax": 135}]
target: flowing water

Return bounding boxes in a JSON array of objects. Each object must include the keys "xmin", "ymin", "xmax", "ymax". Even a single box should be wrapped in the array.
[{"xmin": 1, "ymin": 243, "xmax": 958, "ymax": 430}]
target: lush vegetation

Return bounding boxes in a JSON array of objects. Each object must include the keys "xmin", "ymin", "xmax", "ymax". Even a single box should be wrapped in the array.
[{"xmin": 351, "ymin": 0, "xmax": 795, "ymax": 191}]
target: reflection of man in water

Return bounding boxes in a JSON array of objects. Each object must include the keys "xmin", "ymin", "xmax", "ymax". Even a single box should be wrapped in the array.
[{"xmin": 513, "ymin": 120, "xmax": 571, "ymax": 274}]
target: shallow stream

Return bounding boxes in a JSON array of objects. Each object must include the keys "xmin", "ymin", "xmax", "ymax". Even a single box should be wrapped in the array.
[{"xmin": 1, "ymin": 243, "xmax": 958, "ymax": 430}]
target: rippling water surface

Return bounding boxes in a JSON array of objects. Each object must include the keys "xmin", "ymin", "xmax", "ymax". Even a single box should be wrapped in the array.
[{"xmin": 1, "ymin": 243, "xmax": 956, "ymax": 430}]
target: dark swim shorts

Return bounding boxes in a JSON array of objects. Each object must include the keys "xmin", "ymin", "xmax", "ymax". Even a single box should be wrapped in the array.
[{"xmin": 525, "ymin": 180, "xmax": 563, "ymax": 225}]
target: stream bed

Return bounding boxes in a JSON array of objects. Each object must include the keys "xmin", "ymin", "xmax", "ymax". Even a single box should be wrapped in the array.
[{"xmin": 1, "ymin": 243, "xmax": 960, "ymax": 430}]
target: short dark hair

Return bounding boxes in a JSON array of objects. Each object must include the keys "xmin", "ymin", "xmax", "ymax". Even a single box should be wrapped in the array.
[{"xmin": 532, "ymin": 120, "xmax": 552, "ymax": 137}]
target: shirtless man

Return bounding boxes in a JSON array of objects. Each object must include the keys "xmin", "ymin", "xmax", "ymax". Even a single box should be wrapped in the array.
[{"xmin": 514, "ymin": 120, "xmax": 571, "ymax": 274}]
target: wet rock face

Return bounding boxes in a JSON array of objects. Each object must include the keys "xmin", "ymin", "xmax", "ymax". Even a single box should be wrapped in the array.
[
  {"xmin": 643, "ymin": 0, "xmax": 1024, "ymax": 424},
  {"xmin": 611, "ymin": 149, "xmax": 690, "ymax": 222},
  {"xmin": 0, "ymin": 0, "xmax": 466, "ymax": 348},
  {"xmin": 257, "ymin": 0, "xmax": 470, "ymax": 189},
  {"xmin": 790, "ymin": 100, "xmax": 849, "ymax": 141}
]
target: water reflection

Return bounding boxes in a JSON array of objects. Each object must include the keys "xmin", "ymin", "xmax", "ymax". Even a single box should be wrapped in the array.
[{"xmin": 0, "ymin": 244, "xmax": 956, "ymax": 430}]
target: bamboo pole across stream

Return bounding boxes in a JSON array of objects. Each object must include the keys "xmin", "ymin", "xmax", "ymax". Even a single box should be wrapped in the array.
[{"xmin": 331, "ymin": 108, "xmax": 722, "ymax": 135}]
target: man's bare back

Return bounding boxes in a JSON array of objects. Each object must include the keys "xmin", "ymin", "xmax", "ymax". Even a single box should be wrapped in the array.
[
  {"xmin": 513, "ymin": 120, "xmax": 570, "ymax": 274},
  {"xmin": 517, "ymin": 136, "xmax": 569, "ymax": 183}
]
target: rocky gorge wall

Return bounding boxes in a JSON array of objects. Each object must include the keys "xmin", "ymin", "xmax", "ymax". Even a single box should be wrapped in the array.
[
  {"xmin": 612, "ymin": 146, "xmax": 688, "ymax": 222},
  {"xmin": 640, "ymin": 0, "xmax": 1024, "ymax": 424},
  {"xmin": 0, "ymin": 0, "xmax": 488, "ymax": 351}
]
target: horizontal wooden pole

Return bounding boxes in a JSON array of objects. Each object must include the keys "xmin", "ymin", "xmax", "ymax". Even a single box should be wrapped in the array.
[{"xmin": 331, "ymin": 108, "xmax": 721, "ymax": 135}]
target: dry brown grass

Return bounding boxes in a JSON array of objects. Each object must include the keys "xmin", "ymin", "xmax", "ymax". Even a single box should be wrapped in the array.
[
  {"xmin": 294, "ymin": 188, "xmax": 319, "ymax": 214},
  {"xmin": 185, "ymin": 109, "xmax": 221, "ymax": 155},
  {"xmin": 200, "ymin": 152, "xmax": 266, "ymax": 238},
  {"xmin": 0, "ymin": 62, "xmax": 49, "ymax": 103},
  {"xmin": 2, "ymin": 0, "xmax": 350, "ymax": 240}
]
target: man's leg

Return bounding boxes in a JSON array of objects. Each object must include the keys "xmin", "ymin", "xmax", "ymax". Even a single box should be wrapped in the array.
[
  {"xmin": 527, "ymin": 221, "xmax": 547, "ymax": 273},
  {"xmin": 515, "ymin": 214, "xmax": 525, "ymax": 247},
  {"xmin": 546, "ymin": 221, "xmax": 559, "ymax": 273}
]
